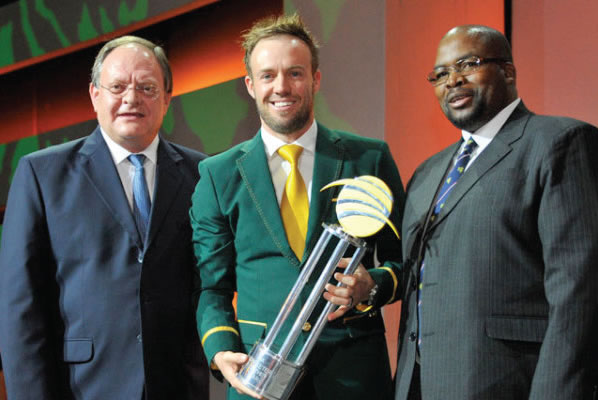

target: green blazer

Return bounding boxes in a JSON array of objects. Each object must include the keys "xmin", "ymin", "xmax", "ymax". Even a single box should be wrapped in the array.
[{"xmin": 190, "ymin": 123, "xmax": 405, "ymax": 369}]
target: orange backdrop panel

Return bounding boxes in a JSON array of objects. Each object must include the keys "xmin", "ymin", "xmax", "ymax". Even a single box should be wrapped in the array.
[
  {"xmin": 169, "ymin": 0, "xmax": 282, "ymax": 96},
  {"xmin": 512, "ymin": 0, "xmax": 598, "ymax": 127},
  {"xmin": 2, "ymin": 79, "xmax": 37, "ymax": 142},
  {"xmin": 36, "ymin": 61, "xmax": 97, "ymax": 135},
  {"xmin": 386, "ymin": 0, "xmax": 504, "ymax": 182}
]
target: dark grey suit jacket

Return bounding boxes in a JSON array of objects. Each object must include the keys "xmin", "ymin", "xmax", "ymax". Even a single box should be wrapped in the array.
[
  {"xmin": 0, "ymin": 127, "xmax": 209, "ymax": 400},
  {"xmin": 396, "ymin": 103, "xmax": 598, "ymax": 399}
]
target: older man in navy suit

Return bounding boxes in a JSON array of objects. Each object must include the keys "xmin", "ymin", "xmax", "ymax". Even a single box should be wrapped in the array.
[{"xmin": 0, "ymin": 36, "xmax": 209, "ymax": 400}]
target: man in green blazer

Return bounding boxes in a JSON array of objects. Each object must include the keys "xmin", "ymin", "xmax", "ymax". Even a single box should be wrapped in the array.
[{"xmin": 190, "ymin": 14, "xmax": 405, "ymax": 400}]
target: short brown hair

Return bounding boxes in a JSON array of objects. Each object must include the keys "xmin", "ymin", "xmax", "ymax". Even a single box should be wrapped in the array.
[
  {"xmin": 91, "ymin": 35, "xmax": 173, "ymax": 94},
  {"xmin": 241, "ymin": 13, "xmax": 320, "ymax": 77}
]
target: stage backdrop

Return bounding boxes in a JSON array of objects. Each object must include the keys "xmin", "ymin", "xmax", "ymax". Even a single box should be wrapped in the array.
[
  {"xmin": 0, "ymin": 0, "xmax": 282, "ymax": 236},
  {"xmin": 0, "ymin": 0, "xmax": 219, "ymax": 74},
  {"xmin": 511, "ymin": 0, "xmax": 598, "ymax": 127},
  {"xmin": 2, "ymin": 0, "xmax": 598, "ymax": 396}
]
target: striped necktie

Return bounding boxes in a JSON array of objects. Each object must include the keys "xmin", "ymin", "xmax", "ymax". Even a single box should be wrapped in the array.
[
  {"xmin": 433, "ymin": 138, "xmax": 478, "ymax": 216},
  {"xmin": 278, "ymin": 144, "xmax": 309, "ymax": 260},
  {"xmin": 418, "ymin": 138, "xmax": 478, "ymax": 346}
]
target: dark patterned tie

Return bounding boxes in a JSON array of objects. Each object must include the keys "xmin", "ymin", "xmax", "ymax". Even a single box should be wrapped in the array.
[
  {"xmin": 433, "ymin": 138, "xmax": 478, "ymax": 215},
  {"xmin": 128, "ymin": 154, "xmax": 151, "ymax": 243},
  {"xmin": 418, "ymin": 138, "xmax": 478, "ymax": 346}
]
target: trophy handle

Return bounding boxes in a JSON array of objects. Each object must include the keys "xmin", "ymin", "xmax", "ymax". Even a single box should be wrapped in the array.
[
  {"xmin": 277, "ymin": 230, "xmax": 352, "ymax": 360},
  {"xmin": 295, "ymin": 245, "xmax": 367, "ymax": 365},
  {"xmin": 262, "ymin": 227, "xmax": 334, "ymax": 349}
]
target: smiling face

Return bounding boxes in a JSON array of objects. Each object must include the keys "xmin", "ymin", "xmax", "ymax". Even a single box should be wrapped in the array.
[
  {"xmin": 433, "ymin": 30, "xmax": 516, "ymax": 132},
  {"xmin": 245, "ymin": 34, "xmax": 321, "ymax": 142},
  {"xmin": 89, "ymin": 44, "xmax": 171, "ymax": 153}
]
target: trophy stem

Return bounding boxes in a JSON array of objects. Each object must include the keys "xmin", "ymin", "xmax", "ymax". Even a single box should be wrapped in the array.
[
  {"xmin": 262, "ymin": 227, "xmax": 334, "ymax": 349},
  {"xmin": 295, "ymin": 245, "xmax": 367, "ymax": 365},
  {"xmin": 237, "ymin": 224, "xmax": 371, "ymax": 400},
  {"xmin": 278, "ymin": 233, "xmax": 351, "ymax": 361}
]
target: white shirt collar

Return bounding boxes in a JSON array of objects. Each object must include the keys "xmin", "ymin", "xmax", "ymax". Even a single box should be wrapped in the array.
[
  {"xmin": 462, "ymin": 98, "xmax": 521, "ymax": 147},
  {"xmin": 261, "ymin": 120, "xmax": 318, "ymax": 159},
  {"xmin": 100, "ymin": 128, "xmax": 160, "ymax": 165}
]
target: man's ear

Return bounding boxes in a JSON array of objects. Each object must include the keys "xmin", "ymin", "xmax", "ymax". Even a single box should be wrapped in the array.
[
  {"xmin": 163, "ymin": 92, "xmax": 172, "ymax": 116},
  {"xmin": 89, "ymin": 83, "xmax": 99, "ymax": 112},
  {"xmin": 503, "ymin": 62, "xmax": 516, "ymax": 85},
  {"xmin": 312, "ymin": 69, "xmax": 321, "ymax": 94},
  {"xmin": 244, "ymin": 75, "xmax": 256, "ymax": 99}
]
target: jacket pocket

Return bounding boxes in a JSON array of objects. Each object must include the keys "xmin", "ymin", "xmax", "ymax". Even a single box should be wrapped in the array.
[
  {"xmin": 485, "ymin": 316, "xmax": 547, "ymax": 342},
  {"xmin": 238, "ymin": 320, "xmax": 267, "ymax": 347},
  {"xmin": 63, "ymin": 338, "xmax": 94, "ymax": 363}
]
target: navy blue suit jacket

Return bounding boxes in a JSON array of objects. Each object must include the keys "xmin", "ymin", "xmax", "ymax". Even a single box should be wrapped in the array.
[{"xmin": 0, "ymin": 127, "xmax": 209, "ymax": 399}]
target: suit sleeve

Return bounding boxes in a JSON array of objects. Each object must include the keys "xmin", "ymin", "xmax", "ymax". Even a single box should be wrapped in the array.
[
  {"xmin": 189, "ymin": 160, "xmax": 242, "ymax": 369},
  {"xmin": 0, "ymin": 158, "xmax": 60, "ymax": 399},
  {"xmin": 359, "ymin": 142, "xmax": 407, "ymax": 310},
  {"xmin": 530, "ymin": 123, "xmax": 598, "ymax": 398}
]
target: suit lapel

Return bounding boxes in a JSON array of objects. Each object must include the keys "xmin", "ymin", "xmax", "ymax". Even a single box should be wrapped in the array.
[
  {"xmin": 146, "ymin": 139, "xmax": 183, "ymax": 248},
  {"xmin": 405, "ymin": 143, "xmax": 459, "ymax": 255},
  {"xmin": 77, "ymin": 127, "xmax": 142, "ymax": 248},
  {"xmin": 306, "ymin": 124, "xmax": 344, "ymax": 255},
  {"xmin": 236, "ymin": 126, "xmax": 346, "ymax": 264},
  {"xmin": 237, "ymin": 133, "xmax": 299, "ymax": 264},
  {"xmin": 428, "ymin": 103, "xmax": 532, "ymax": 230}
]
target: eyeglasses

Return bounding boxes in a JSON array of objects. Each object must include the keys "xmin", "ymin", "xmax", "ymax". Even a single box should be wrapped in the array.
[
  {"xmin": 98, "ymin": 82, "xmax": 161, "ymax": 99},
  {"xmin": 426, "ymin": 56, "xmax": 509, "ymax": 86}
]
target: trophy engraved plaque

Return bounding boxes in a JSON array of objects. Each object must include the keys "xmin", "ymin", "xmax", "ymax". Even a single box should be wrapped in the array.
[{"xmin": 237, "ymin": 176, "xmax": 399, "ymax": 400}]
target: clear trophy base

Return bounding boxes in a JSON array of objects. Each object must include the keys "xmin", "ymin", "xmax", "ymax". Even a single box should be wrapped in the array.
[{"xmin": 238, "ymin": 340, "xmax": 304, "ymax": 400}]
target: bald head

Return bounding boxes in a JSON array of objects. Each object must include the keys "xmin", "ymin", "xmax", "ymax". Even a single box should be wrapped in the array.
[{"xmin": 441, "ymin": 25, "xmax": 513, "ymax": 62}]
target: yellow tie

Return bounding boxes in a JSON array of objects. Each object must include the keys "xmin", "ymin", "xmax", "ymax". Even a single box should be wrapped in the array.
[{"xmin": 278, "ymin": 144, "xmax": 309, "ymax": 259}]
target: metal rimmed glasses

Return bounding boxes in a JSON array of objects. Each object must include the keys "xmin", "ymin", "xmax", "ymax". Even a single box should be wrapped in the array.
[{"xmin": 427, "ymin": 56, "xmax": 510, "ymax": 86}]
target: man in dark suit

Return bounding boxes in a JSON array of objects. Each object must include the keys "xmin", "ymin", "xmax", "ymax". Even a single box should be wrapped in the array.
[
  {"xmin": 395, "ymin": 25, "xmax": 598, "ymax": 400},
  {"xmin": 0, "ymin": 36, "xmax": 209, "ymax": 400},
  {"xmin": 190, "ymin": 14, "xmax": 405, "ymax": 400}
]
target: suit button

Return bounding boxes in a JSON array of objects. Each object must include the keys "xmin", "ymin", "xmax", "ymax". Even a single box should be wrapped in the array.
[
  {"xmin": 409, "ymin": 332, "xmax": 417, "ymax": 342},
  {"xmin": 137, "ymin": 251, "xmax": 143, "ymax": 263},
  {"xmin": 302, "ymin": 322, "xmax": 312, "ymax": 332},
  {"xmin": 137, "ymin": 334, "xmax": 142, "ymax": 343}
]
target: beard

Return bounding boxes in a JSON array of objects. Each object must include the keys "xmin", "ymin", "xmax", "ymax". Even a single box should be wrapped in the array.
[
  {"xmin": 255, "ymin": 90, "xmax": 314, "ymax": 136},
  {"xmin": 441, "ymin": 95, "xmax": 488, "ymax": 132}
]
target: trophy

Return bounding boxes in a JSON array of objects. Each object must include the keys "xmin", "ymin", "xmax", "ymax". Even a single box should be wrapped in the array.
[{"xmin": 237, "ymin": 176, "xmax": 399, "ymax": 400}]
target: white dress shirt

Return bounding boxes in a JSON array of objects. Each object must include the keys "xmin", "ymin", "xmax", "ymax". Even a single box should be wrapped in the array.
[
  {"xmin": 261, "ymin": 120, "xmax": 318, "ymax": 204},
  {"xmin": 460, "ymin": 98, "xmax": 521, "ymax": 171},
  {"xmin": 100, "ymin": 129, "xmax": 159, "ymax": 211}
]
